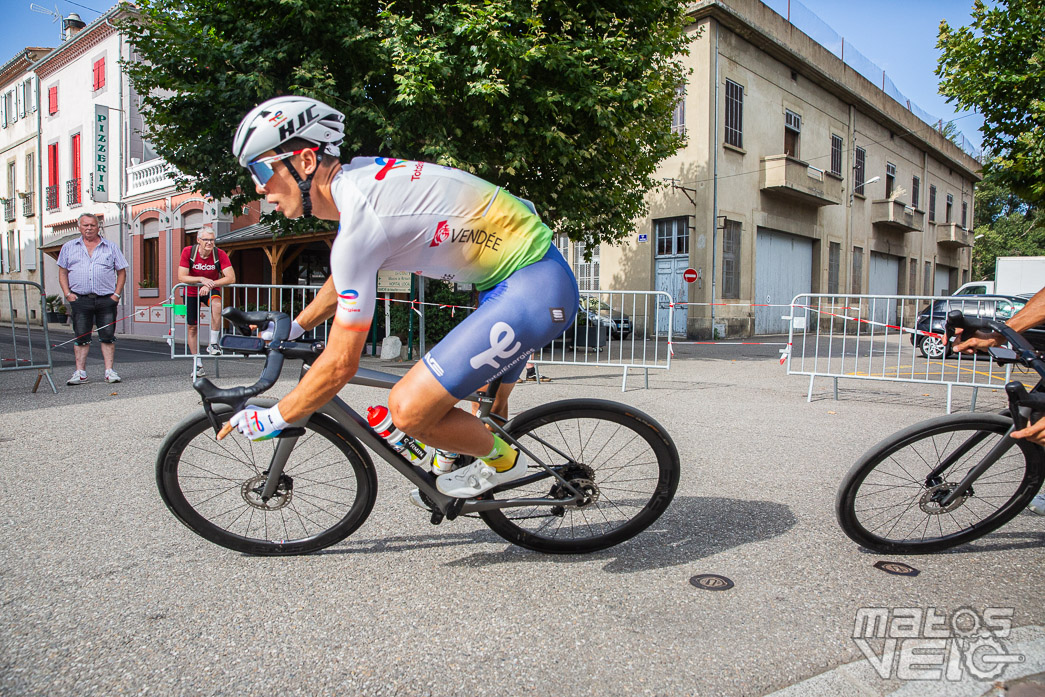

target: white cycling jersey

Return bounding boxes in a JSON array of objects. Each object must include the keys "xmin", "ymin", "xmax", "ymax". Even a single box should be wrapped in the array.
[{"xmin": 329, "ymin": 157, "xmax": 552, "ymax": 331}]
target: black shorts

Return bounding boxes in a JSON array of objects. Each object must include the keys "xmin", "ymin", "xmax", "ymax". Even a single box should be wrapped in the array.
[
  {"xmin": 70, "ymin": 294, "xmax": 118, "ymax": 346},
  {"xmin": 185, "ymin": 292, "xmax": 214, "ymax": 326}
]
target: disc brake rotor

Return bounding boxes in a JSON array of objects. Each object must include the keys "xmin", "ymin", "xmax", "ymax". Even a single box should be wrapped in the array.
[
  {"xmin": 919, "ymin": 482, "xmax": 970, "ymax": 514},
  {"xmin": 241, "ymin": 473, "xmax": 293, "ymax": 511}
]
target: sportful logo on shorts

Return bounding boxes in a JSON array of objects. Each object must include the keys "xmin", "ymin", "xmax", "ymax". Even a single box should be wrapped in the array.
[
  {"xmin": 374, "ymin": 157, "xmax": 407, "ymax": 181},
  {"xmin": 469, "ymin": 321, "xmax": 522, "ymax": 370},
  {"xmin": 424, "ymin": 352, "xmax": 444, "ymax": 376},
  {"xmin": 430, "ymin": 220, "xmax": 450, "ymax": 248},
  {"xmin": 550, "ymin": 307, "xmax": 566, "ymax": 322}
]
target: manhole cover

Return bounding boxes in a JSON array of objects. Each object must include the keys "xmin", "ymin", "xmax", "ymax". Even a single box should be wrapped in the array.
[
  {"xmin": 689, "ymin": 574, "xmax": 734, "ymax": 591},
  {"xmin": 874, "ymin": 561, "xmax": 920, "ymax": 577}
]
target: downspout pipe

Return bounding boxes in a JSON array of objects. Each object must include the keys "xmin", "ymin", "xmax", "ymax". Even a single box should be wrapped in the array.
[{"xmin": 711, "ymin": 20, "xmax": 719, "ymax": 330}]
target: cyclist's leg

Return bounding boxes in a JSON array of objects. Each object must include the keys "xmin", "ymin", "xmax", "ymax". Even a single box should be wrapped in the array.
[{"xmin": 389, "ymin": 246, "xmax": 578, "ymax": 454}]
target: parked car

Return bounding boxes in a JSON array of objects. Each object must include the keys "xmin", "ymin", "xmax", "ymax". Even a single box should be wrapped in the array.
[
  {"xmin": 579, "ymin": 298, "xmax": 632, "ymax": 339},
  {"xmin": 912, "ymin": 294, "xmax": 1045, "ymax": 358}
]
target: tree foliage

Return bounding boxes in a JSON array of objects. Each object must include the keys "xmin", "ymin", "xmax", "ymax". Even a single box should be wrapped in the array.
[
  {"xmin": 937, "ymin": 0, "xmax": 1045, "ymax": 206},
  {"xmin": 970, "ymin": 166, "xmax": 1045, "ymax": 280},
  {"xmin": 122, "ymin": 0, "xmax": 691, "ymax": 245}
]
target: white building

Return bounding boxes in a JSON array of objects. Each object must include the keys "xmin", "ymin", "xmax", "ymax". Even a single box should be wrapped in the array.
[
  {"xmin": 34, "ymin": 6, "xmax": 138, "ymax": 330},
  {"xmin": 0, "ymin": 47, "xmax": 50, "ymax": 321}
]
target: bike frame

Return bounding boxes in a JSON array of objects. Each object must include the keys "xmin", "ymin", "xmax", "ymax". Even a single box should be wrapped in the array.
[{"xmin": 251, "ymin": 363, "xmax": 587, "ymax": 518}]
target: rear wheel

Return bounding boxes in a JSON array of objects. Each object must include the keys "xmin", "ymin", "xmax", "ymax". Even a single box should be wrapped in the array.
[
  {"xmin": 836, "ymin": 413, "xmax": 1044, "ymax": 554},
  {"xmin": 157, "ymin": 409, "xmax": 378, "ymax": 555},
  {"xmin": 479, "ymin": 400, "xmax": 680, "ymax": 553}
]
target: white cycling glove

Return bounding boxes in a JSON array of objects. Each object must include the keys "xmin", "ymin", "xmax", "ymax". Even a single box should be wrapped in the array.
[
  {"xmin": 229, "ymin": 404, "xmax": 288, "ymax": 441},
  {"xmin": 260, "ymin": 320, "xmax": 305, "ymax": 342}
]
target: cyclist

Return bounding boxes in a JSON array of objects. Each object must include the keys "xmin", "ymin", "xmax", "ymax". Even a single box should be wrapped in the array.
[
  {"xmin": 225, "ymin": 96, "xmax": 579, "ymax": 499},
  {"xmin": 953, "ymin": 287, "xmax": 1045, "ymax": 445}
]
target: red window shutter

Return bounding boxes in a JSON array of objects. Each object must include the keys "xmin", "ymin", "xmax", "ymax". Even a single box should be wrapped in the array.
[
  {"xmin": 93, "ymin": 58, "xmax": 106, "ymax": 90},
  {"xmin": 72, "ymin": 134, "xmax": 81, "ymax": 180},
  {"xmin": 48, "ymin": 86, "xmax": 57, "ymax": 115},
  {"xmin": 48, "ymin": 143, "xmax": 59, "ymax": 187}
]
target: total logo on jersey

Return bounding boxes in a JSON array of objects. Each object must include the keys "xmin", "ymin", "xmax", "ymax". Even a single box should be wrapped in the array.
[
  {"xmin": 374, "ymin": 157, "xmax": 407, "ymax": 181},
  {"xmin": 338, "ymin": 289, "xmax": 360, "ymax": 312}
]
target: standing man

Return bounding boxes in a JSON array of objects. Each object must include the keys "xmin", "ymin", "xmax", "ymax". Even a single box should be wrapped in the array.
[
  {"xmin": 178, "ymin": 225, "xmax": 235, "ymax": 373},
  {"xmin": 57, "ymin": 213, "xmax": 129, "ymax": 385}
]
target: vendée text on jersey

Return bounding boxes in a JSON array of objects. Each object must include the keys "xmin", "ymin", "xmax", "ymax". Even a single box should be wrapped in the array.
[{"xmin": 431, "ymin": 226, "xmax": 504, "ymax": 252}]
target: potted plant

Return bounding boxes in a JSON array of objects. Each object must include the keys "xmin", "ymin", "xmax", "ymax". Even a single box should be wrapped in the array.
[{"xmin": 45, "ymin": 295, "xmax": 68, "ymax": 324}]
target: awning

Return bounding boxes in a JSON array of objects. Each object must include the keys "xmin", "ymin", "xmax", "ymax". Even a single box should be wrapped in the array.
[{"xmin": 40, "ymin": 233, "xmax": 80, "ymax": 259}]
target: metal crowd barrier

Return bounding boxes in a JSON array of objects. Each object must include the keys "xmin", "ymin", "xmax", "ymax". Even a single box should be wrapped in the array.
[
  {"xmin": 785, "ymin": 293, "xmax": 1021, "ymax": 412},
  {"xmin": 532, "ymin": 290, "xmax": 674, "ymax": 391},
  {"xmin": 0, "ymin": 280, "xmax": 57, "ymax": 393}
]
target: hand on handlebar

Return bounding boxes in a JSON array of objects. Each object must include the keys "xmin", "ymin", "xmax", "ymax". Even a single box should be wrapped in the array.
[
  {"xmin": 1012, "ymin": 414, "xmax": 1045, "ymax": 447},
  {"xmin": 952, "ymin": 326, "xmax": 1005, "ymax": 355},
  {"xmin": 222, "ymin": 404, "xmax": 288, "ymax": 441},
  {"xmin": 259, "ymin": 320, "xmax": 305, "ymax": 342}
]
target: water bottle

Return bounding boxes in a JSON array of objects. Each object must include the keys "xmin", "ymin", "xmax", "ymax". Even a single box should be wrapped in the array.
[
  {"xmin": 366, "ymin": 405, "xmax": 434, "ymax": 468},
  {"xmin": 433, "ymin": 450, "xmax": 459, "ymax": 475}
]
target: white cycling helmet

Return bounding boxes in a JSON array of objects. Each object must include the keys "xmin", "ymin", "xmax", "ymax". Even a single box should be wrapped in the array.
[
  {"xmin": 233, "ymin": 96, "xmax": 345, "ymax": 218},
  {"xmin": 233, "ymin": 96, "xmax": 345, "ymax": 166}
]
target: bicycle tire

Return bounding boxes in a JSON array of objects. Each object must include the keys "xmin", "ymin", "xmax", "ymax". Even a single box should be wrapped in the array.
[
  {"xmin": 479, "ymin": 399, "xmax": 680, "ymax": 553},
  {"xmin": 836, "ymin": 412, "xmax": 1045, "ymax": 554},
  {"xmin": 157, "ymin": 408, "xmax": 378, "ymax": 556}
]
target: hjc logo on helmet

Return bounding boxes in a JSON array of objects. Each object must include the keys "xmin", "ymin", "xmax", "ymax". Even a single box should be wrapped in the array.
[{"xmin": 277, "ymin": 105, "xmax": 319, "ymax": 141}]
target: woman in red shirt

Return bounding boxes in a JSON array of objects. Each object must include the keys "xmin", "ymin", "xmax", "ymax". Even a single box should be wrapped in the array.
[{"xmin": 178, "ymin": 226, "xmax": 235, "ymax": 366}]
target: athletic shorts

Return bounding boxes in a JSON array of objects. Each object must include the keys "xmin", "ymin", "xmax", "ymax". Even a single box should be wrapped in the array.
[
  {"xmin": 422, "ymin": 245, "xmax": 579, "ymax": 398},
  {"xmin": 185, "ymin": 291, "xmax": 214, "ymax": 327}
]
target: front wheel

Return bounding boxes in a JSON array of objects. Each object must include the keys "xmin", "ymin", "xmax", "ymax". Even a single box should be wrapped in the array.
[
  {"xmin": 156, "ymin": 409, "xmax": 378, "ymax": 555},
  {"xmin": 479, "ymin": 400, "xmax": 680, "ymax": 553},
  {"xmin": 836, "ymin": 413, "xmax": 1044, "ymax": 554}
]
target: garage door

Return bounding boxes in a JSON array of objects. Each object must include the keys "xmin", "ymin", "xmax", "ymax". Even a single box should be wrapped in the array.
[
  {"xmin": 935, "ymin": 265, "xmax": 954, "ymax": 296},
  {"xmin": 868, "ymin": 252, "xmax": 901, "ymax": 327},
  {"xmin": 754, "ymin": 228, "xmax": 813, "ymax": 335}
]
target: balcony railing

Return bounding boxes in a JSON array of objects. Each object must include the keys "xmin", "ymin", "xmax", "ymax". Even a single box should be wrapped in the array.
[
  {"xmin": 759, "ymin": 154, "xmax": 843, "ymax": 207},
  {"xmin": 127, "ymin": 158, "xmax": 177, "ymax": 197},
  {"xmin": 2, "ymin": 198, "xmax": 13, "ymax": 222},
  {"xmin": 66, "ymin": 178, "xmax": 82, "ymax": 207},
  {"xmin": 21, "ymin": 192, "xmax": 34, "ymax": 217},
  {"xmin": 45, "ymin": 185, "xmax": 59, "ymax": 212}
]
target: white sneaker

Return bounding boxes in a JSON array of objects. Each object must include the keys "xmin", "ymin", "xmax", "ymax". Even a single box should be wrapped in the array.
[
  {"xmin": 1028, "ymin": 493, "xmax": 1045, "ymax": 516},
  {"xmin": 206, "ymin": 343, "xmax": 222, "ymax": 356},
  {"xmin": 436, "ymin": 452, "xmax": 529, "ymax": 498},
  {"xmin": 104, "ymin": 369, "xmax": 121, "ymax": 383},
  {"xmin": 67, "ymin": 370, "xmax": 88, "ymax": 385}
]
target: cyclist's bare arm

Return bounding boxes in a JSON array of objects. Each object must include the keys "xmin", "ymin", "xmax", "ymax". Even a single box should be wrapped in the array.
[
  {"xmin": 278, "ymin": 319, "xmax": 368, "ymax": 423},
  {"xmin": 294, "ymin": 276, "xmax": 338, "ymax": 331},
  {"xmin": 954, "ymin": 286, "xmax": 1045, "ymax": 353}
]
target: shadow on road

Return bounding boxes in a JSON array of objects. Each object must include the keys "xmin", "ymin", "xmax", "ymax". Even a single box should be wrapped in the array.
[{"xmin": 315, "ymin": 496, "xmax": 797, "ymax": 573}]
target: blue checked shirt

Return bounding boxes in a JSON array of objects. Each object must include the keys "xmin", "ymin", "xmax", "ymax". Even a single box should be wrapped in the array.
[{"xmin": 57, "ymin": 237, "xmax": 129, "ymax": 295}]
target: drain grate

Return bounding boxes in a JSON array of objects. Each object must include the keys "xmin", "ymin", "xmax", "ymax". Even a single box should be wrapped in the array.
[
  {"xmin": 874, "ymin": 561, "xmax": 920, "ymax": 577},
  {"xmin": 689, "ymin": 574, "xmax": 734, "ymax": 591}
]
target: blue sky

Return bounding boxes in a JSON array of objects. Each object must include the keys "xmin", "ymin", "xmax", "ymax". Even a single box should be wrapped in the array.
[{"xmin": 3, "ymin": 0, "xmax": 983, "ymax": 150}]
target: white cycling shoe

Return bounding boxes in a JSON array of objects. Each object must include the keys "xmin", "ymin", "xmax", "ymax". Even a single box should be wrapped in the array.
[{"xmin": 436, "ymin": 453, "xmax": 529, "ymax": 498}]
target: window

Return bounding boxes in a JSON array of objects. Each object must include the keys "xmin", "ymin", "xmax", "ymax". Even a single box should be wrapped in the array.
[
  {"xmin": 923, "ymin": 261, "xmax": 932, "ymax": 295},
  {"xmin": 946, "ymin": 193, "xmax": 953, "ymax": 224},
  {"xmin": 929, "ymin": 185, "xmax": 937, "ymax": 222},
  {"xmin": 93, "ymin": 57, "xmax": 106, "ymax": 91},
  {"xmin": 909, "ymin": 258, "xmax": 917, "ymax": 296},
  {"xmin": 23, "ymin": 151, "xmax": 34, "ymax": 217},
  {"xmin": 7, "ymin": 231, "xmax": 20, "ymax": 272},
  {"xmin": 69, "ymin": 133, "xmax": 81, "ymax": 206},
  {"xmin": 47, "ymin": 86, "xmax": 57, "ymax": 115},
  {"xmin": 830, "ymin": 135, "xmax": 843, "ymax": 177},
  {"xmin": 854, "ymin": 148, "xmax": 866, "ymax": 196},
  {"xmin": 24, "ymin": 78, "xmax": 35, "ymax": 114},
  {"xmin": 0, "ymin": 91, "xmax": 10, "ymax": 128},
  {"xmin": 554, "ymin": 233, "xmax": 569, "ymax": 262},
  {"xmin": 852, "ymin": 247, "xmax": 863, "ymax": 295},
  {"xmin": 671, "ymin": 83, "xmax": 685, "ymax": 135},
  {"xmin": 828, "ymin": 242, "xmax": 840, "ymax": 295},
  {"xmin": 46, "ymin": 142, "xmax": 59, "ymax": 211},
  {"xmin": 572, "ymin": 240, "xmax": 600, "ymax": 292},
  {"xmin": 142, "ymin": 237, "xmax": 159, "ymax": 289},
  {"xmin": 724, "ymin": 79, "xmax": 743, "ymax": 148},
  {"xmin": 654, "ymin": 216, "xmax": 689, "ymax": 256},
  {"xmin": 784, "ymin": 110, "xmax": 801, "ymax": 158},
  {"xmin": 885, "ymin": 162, "xmax": 896, "ymax": 198},
  {"xmin": 722, "ymin": 220, "xmax": 741, "ymax": 299},
  {"xmin": 912, "ymin": 176, "xmax": 920, "ymax": 209},
  {"xmin": 961, "ymin": 201, "xmax": 968, "ymax": 229}
]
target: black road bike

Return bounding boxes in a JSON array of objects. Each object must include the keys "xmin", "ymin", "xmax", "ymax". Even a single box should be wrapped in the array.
[
  {"xmin": 836, "ymin": 310, "xmax": 1045, "ymax": 554},
  {"xmin": 156, "ymin": 309, "xmax": 680, "ymax": 555}
]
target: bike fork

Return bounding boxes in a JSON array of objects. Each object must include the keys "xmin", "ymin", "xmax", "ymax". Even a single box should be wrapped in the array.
[
  {"xmin": 937, "ymin": 431, "xmax": 1021, "ymax": 507},
  {"xmin": 259, "ymin": 432, "xmax": 299, "ymax": 500}
]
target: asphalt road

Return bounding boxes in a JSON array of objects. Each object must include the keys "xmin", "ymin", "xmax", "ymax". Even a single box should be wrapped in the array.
[{"xmin": 0, "ymin": 329, "xmax": 1042, "ymax": 696}]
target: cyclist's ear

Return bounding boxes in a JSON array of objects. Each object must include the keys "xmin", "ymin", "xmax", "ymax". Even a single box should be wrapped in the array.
[{"xmin": 299, "ymin": 147, "xmax": 319, "ymax": 176}]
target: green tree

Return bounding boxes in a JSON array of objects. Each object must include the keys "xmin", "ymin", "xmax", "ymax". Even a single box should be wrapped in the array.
[
  {"xmin": 970, "ymin": 166, "xmax": 1045, "ymax": 280},
  {"xmin": 937, "ymin": 0, "xmax": 1045, "ymax": 206},
  {"xmin": 123, "ymin": 0, "xmax": 691, "ymax": 245}
]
